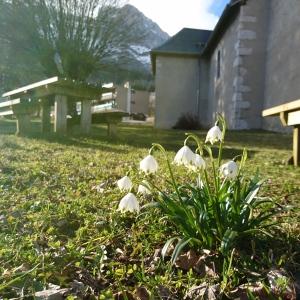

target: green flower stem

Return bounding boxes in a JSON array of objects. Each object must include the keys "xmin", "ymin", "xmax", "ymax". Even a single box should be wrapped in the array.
[
  {"xmin": 184, "ymin": 133, "xmax": 203, "ymax": 154},
  {"xmin": 217, "ymin": 114, "xmax": 226, "ymax": 169},
  {"xmin": 151, "ymin": 143, "xmax": 181, "ymax": 201},
  {"xmin": 203, "ymin": 145, "xmax": 224, "ymax": 237}
]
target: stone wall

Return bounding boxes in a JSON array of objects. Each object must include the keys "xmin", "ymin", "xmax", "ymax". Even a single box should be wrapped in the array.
[
  {"xmin": 154, "ymin": 55, "xmax": 200, "ymax": 129},
  {"xmin": 206, "ymin": 14, "xmax": 240, "ymax": 129},
  {"xmin": 232, "ymin": 0, "xmax": 269, "ymax": 129},
  {"xmin": 206, "ymin": 0, "xmax": 269, "ymax": 130},
  {"xmin": 263, "ymin": 0, "xmax": 300, "ymax": 132}
]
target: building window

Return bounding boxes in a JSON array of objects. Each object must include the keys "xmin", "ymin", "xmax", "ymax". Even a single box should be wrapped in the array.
[{"xmin": 217, "ymin": 50, "xmax": 221, "ymax": 79}]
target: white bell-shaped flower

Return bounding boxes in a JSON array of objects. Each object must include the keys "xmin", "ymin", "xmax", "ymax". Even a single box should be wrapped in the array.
[
  {"xmin": 139, "ymin": 155, "xmax": 158, "ymax": 174},
  {"xmin": 117, "ymin": 176, "xmax": 132, "ymax": 191},
  {"xmin": 118, "ymin": 193, "xmax": 140, "ymax": 213},
  {"xmin": 205, "ymin": 125, "xmax": 222, "ymax": 144},
  {"xmin": 174, "ymin": 145, "xmax": 195, "ymax": 166},
  {"xmin": 138, "ymin": 182, "xmax": 151, "ymax": 195},
  {"xmin": 189, "ymin": 154, "xmax": 206, "ymax": 171},
  {"xmin": 220, "ymin": 161, "xmax": 238, "ymax": 179}
]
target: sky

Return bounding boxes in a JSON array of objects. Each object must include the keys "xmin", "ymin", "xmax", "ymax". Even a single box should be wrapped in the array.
[{"xmin": 128, "ymin": 0, "xmax": 230, "ymax": 36}]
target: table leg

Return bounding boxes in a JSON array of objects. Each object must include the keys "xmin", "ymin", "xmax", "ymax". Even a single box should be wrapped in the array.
[{"xmin": 293, "ymin": 125, "xmax": 300, "ymax": 167}]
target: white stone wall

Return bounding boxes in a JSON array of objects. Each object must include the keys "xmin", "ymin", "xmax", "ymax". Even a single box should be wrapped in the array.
[
  {"xmin": 154, "ymin": 55, "xmax": 200, "ymax": 129},
  {"xmin": 263, "ymin": 0, "xmax": 300, "ymax": 132}
]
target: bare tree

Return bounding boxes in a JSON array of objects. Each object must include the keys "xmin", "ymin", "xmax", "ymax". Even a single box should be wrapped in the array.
[{"xmin": 0, "ymin": 0, "xmax": 145, "ymax": 84}]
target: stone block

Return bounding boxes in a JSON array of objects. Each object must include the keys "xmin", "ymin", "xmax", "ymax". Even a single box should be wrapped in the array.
[
  {"xmin": 238, "ymin": 30, "xmax": 257, "ymax": 40},
  {"xmin": 233, "ymin": 57, "xmax": 243, "ymax": 67},
  {"xmin": 233, "ymin": 76, "xmax": 244, "ymax": 87},
  {"xmin": 238, "ymin": 48, "xmax": 253, "ymax": 56},
  {"xmin": 240, "ymin": 15, "xmax": 257, "ymax": 23},
  {"xmin": 232, "ymin": 93, "xmax": 243, "ymax": 102},
  {"xmin": 236, "ymin": 101, "xmax": 251, "ymax": 109},
  {"xmin": 238, "ymin": 85, "xmax": 251, "ymax": 93}
]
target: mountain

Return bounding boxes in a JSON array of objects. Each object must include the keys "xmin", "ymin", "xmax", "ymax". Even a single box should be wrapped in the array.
[{"xmin": 115, "ymin": 4, "xmax": 170, "ymax": 83}]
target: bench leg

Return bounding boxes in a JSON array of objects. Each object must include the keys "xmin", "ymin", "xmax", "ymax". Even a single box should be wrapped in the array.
[
  {"xmin": 54, "ymin": 95, "xmax": 67, "ymax": 135},
  {"xmin": 41, "ymin": 98, "xmax": 51, "ymax": 133},
  {"xmin": 16, "ymin": 113, "xmax": 31, "ymax": 136},
  {"xmin": 80, "ymin": 100, "xmax": 92, "ymax": 134},
  {"xmin": 107, "ymin": 122, "xmax": 117, "ymax": 137},
  {"xmin": 293, "ymin": 125, "xmax": 300, "ymax": 167}
]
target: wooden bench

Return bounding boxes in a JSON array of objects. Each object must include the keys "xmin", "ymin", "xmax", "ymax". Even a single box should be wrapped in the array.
[
  {"xmin": 262, "ymin": 99, "xmax": 300, "ymax": 166},
  {"xmin": 92, "ymin": 109, "xmax": 128, "ymax": 136}
]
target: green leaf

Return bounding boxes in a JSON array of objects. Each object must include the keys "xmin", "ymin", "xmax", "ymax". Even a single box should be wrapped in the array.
[
  {"xmin": 171, "ymin": 237, "xmax": 192, "ymax": 264},
  {"xmin": 161, "ymin": 237, "xmax": 179, "ymax": 260}
]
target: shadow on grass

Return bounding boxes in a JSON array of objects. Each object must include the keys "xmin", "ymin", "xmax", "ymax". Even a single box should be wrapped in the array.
[{"xmin": 0, "ymin": 119, "xmax": 292, "ymax": 156}]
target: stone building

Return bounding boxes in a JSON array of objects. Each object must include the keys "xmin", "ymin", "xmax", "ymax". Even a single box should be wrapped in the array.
[{"xmin": 151, "ymin": 0, "xmax": 300, "ymax": 131}]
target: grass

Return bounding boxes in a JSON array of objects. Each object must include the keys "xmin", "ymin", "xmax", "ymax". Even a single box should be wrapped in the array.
[{"xmin": 0, "ymin": 119, "xmax": 299, "ymax": 299}]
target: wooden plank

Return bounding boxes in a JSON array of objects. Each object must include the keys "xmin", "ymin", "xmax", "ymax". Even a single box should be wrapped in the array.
[
  {"xmin": 262, "ymin": 99, "xmax": 300, "ymax": 117},
  {"xmin": 0, "ymin": 110, "xmax": 13, "ymax": 116},
  {"xmin": 0, "ymin": 98, "xmax": 20, "ymax": 108},
  {"xmin": 2, "ymin": 77, "xmax": 59, "ymax": 97},
  {"xmin": 287, "ymin": 110, "xmax": 300, "ymax": 126}
]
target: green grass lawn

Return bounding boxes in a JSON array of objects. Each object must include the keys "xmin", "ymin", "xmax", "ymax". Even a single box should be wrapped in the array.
[{"xmin": 0, "ymin": 119, "xmax": 299, "ymax": 299}]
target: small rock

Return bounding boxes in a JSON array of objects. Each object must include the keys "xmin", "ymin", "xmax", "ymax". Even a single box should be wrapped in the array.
[
  {"xmin": 71, "ymin": 280, "xmax": 85, "ymax": 292},
  {"xmin": 34, "ymin": 288, "xmax": 70, "ymax": 300},
  {"xmin": 185, "ymin": 283, "xmax": 220, "ymax": 300}
]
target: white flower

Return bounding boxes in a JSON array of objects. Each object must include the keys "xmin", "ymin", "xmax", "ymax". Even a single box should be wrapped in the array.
[
  {"xmin": 138, "ymin": 182, "xmax": 151, "ymax": 195},
  {"xmin": 174, "ymin": 145, "xmax": 195, "ymax": 166},
  {"xmin": 205, "ymin": 125, "xmax": 222, "ymax": 144},
  {"xmin": 118, "ymin": 193, "xmax": 140, "ymax": 213},
  {"xmin": 139, "ymin": 155, "xmax": 158, "ymax": 174},
  {"xmin": 189, "ymin": 154, "xmax": 206, "ymax": 171},
  {"xmin": 117, "ymin": 176, "xmax": 132, "ymax": 191},
  {"xmin": 220, "ymin": 161, "xmax": 238, "ymax": 179}
]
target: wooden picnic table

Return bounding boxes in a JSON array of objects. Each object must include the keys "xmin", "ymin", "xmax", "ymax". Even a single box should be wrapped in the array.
[
  {"xmin": 0, "ymin": 77, "xmax": 124, "ymax": 136},
  {"xmin": 262, "ymin": 99, "xmax": 300, "ymax": 166}
]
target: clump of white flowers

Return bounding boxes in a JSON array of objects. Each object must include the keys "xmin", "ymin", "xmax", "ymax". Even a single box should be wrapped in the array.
[
  {"xmin": 111, "ymin": 114, "xmax": 279, "ymax": 268},
  {"xmin": 115, "ymin": 114, "xmax": 242, "ymax": 215}
]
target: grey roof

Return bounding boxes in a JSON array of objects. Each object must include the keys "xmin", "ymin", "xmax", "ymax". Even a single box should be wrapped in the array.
[
  {"xmin": 151, "ymin": 28, "xmax": 212, "ymax": 56},
  {"xmin": 150, "ymin": 0, "xmax": 245, "ymax": 73}
]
